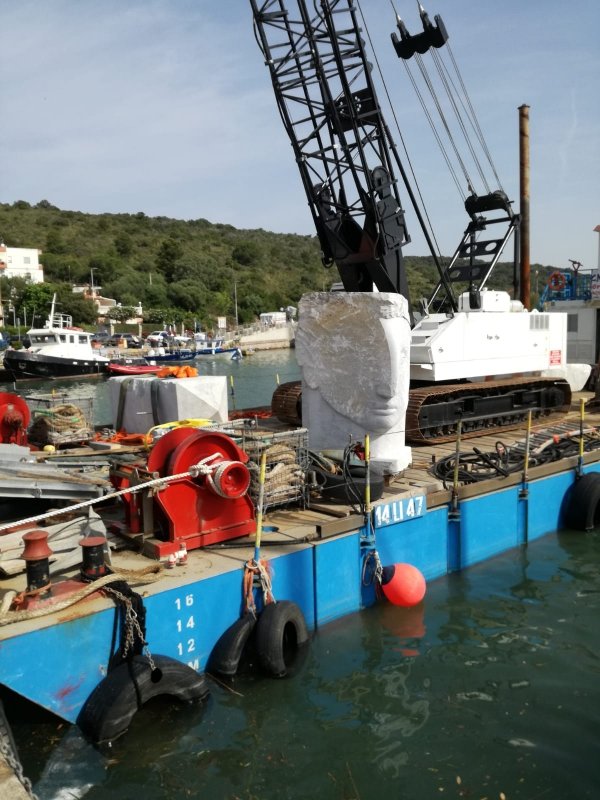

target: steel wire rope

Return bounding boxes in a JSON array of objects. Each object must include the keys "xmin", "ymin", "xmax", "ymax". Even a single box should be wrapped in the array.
[
  {"xmin": 357, "ymin": 0, "xmax": 446, "ymax": 263},
  {"xmin": 429, "ymin": 48, "xmax": 490, "ymax": 193},
  {"xmin": 432, "ymin": 47, "xmax": 499, "ymax": 192},
  {"xmin": 445, "ymin": 41, "xmax": 505, "ymax": 192},
  {"xmin": 414, "ymin": 51, "xmax": 474, "ymax": 194},
  {"xmin": 398, "ymin": 55, "xmax": 466, "ymax": 202}
]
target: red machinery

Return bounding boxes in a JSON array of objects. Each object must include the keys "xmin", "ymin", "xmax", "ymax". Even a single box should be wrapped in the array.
[
  {"xmin": 0, "ymin": 392, "xmax": 30, "ymax": 445},
  {"xmin": 112, "ymin": 427, "xmax": 255, "ymax": 559}
]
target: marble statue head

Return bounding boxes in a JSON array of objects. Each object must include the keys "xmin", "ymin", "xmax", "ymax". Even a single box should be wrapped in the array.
[{"xmin": 296, "ymin": 292, "xmax": 411, "ymax": 464}]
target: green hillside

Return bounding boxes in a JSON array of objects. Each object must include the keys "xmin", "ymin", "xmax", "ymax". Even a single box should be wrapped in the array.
[{"xmin": 0, "ymin": 200, "xmax": 555, "ymax": 328}]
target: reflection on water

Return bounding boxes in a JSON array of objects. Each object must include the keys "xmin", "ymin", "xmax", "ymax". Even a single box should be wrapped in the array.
[{"xmin": 9, "ymin": 528, "xmax": 599, "ymax": 799}]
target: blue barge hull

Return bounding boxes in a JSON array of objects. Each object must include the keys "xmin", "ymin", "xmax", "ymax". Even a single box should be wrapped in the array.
[{"xmin": 0, "ymin": 451, "xmax": 598, "ymax": 725}]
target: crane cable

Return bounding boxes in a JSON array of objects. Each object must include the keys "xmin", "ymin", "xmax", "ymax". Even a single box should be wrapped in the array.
[
  {"xmin": 444, "ymin": 41, "xmax": 505, "ymax": 192},
  {"xmin": 387, "ymin": 0, "xmax": 505, "ymax": 201},
  {"xmin": 414, "ymin": 51, "xmax": 475, "ymax": 193},
  {"xmin": 429, "ymin": 48, "xmax": 490, "ymax": 193},
  {"xmin": 399, "ymin": 55, "xmax": 466, "ymax": 202}
]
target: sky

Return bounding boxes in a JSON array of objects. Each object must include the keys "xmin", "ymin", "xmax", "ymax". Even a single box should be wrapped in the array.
[{"xmin": 1, "ymin": 0, "xmax": 598, "ymax": 269}]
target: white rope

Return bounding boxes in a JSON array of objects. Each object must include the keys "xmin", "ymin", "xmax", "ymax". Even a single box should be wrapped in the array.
[{"xmin": 0, "ymin": 457, "xmax": 218, "ymax": 535}]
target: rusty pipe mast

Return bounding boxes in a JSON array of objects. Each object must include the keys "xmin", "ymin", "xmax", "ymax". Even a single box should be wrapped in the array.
[{"xmin": 519, "ymin": 104, "xmax": 530, "ymax": 309}]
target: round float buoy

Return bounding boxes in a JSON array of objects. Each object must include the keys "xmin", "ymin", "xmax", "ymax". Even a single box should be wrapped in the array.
[{"xmin": 381, "ymin": 563, "xmax": 426, "ymax": 607}]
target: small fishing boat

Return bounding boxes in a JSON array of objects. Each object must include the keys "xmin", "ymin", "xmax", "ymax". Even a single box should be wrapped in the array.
[
  {"xmin": 193, "ymin": 333, "xmax": 238, "ymax": 357},
  {"xmin": 2, "ymin": 295, "xmax": 109, "ymax": 380},
  {"xmin": 146, "ymin": 348, "xmax": 195, "ymax": 363},
  {"xmin": 195, "ymin": 345, "xmax": 239, "ymax": 357},
  {"xmin": 106, "ymin": 359, "xmax": 161, "ymax": 376}
]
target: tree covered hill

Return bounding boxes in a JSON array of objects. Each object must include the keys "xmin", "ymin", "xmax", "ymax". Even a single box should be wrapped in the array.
[{"xmin": 0, "ymin": 200, "xmax": 555, "ymax": 328}]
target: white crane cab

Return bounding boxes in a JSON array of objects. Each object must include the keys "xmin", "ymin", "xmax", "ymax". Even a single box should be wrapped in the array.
[{"xmin": 410, "ymin": 289, "xmax": 568, "ymax": 383}]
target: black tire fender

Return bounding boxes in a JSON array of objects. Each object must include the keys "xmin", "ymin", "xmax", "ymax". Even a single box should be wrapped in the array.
[
  {"xmin": 563, "ymin": 472, "xmax": 600, "ymax": 531},
  {"xmin": 77, "ymin": 654, "xmax": 209, "ymax": 745},
  {"xmin": 255, "ymin": 600, "xmax": 309, "ymax": 678},
  {"xmin": 207, "ymin": 613, "xmax": 257, "ymax": 677}
]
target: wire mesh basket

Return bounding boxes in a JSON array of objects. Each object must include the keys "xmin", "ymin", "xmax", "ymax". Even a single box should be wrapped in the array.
[
  {"xmin": 240, "ymin": 427, "xmax": 309, "ymax": 512},
  {"xmin": 25, "ymin": 389, "xmax": 95, "ymax": 446}
]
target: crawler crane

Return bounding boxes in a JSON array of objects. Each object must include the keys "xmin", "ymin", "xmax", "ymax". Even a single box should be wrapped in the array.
[{"xmin": 250, "ymin": 0, "xmax": 571, "ymax": 443}]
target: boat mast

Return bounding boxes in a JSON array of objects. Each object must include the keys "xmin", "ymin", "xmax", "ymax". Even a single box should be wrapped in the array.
[{"xmin": 48, "ymin": 293, "xmax": 57, "ymax": 326}]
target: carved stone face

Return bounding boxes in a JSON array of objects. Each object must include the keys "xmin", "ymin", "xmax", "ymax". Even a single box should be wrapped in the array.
[{"xmin": 296, "ymin": 292, "xmax": 411, "ymax": 433}]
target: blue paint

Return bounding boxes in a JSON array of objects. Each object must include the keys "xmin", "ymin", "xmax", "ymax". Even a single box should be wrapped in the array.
[
  {"xmin": 314, "ymin": 535, "xmax": 361, "ymax": 625},
  {"xmin": 376, "ymin": 506, "xmax": 447, "ymax": 581},
  {"xmin": 0, "ymin": 462, "xmax": 594, "ymax": 724},
  {"xmin": 459, "ymin": 488, "xmax": 519, "ymax": 568}
]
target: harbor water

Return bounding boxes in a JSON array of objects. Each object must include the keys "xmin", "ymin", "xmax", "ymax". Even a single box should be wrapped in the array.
[
  {"xmin": 2, "ymin": 349, "xmax": 599, "ymax": 799},
  {"xmin": 4, "ymin": 348, "xmax": 302, "ymax": 428},
  {"xmin": 5, "ymin": 528, "xmax": 598, "ymax": 799}
]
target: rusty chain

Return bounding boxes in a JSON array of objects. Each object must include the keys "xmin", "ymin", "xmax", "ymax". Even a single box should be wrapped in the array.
[
  {"xmin": 104, "ymin": 586, "xmax": 156, "ymax": 672},
  {"xmin": 0, "ymin": 729, "xmax": 38, "ymax": 800}
]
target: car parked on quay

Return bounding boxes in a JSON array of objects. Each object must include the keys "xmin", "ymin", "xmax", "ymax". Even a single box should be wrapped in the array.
[
  {"xmin": 107, "ymin": 333, "xmax": 142, "ymax": 348},
  {"xmin": 146, "ymin": 330, "xmax": 171, "ymax": 346}
]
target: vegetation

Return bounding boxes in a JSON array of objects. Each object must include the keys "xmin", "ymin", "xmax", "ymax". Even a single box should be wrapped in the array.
[{"xmin": 0, "ymin": 200, "xmax": 555, "ymax": 328}]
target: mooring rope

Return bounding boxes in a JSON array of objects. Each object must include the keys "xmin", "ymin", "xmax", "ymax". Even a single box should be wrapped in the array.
[
  {"xmin": 0, "ymin": 566, "xmax": 163, "ymax": 627},
  {"xmin": 0, "ymin": 455, "xmax": 222, "ymax": 534}
]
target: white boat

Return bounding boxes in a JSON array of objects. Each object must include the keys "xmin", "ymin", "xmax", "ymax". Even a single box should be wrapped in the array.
[
  {"xmin": 3, "ymin": 295, "xmax": 109, "ymax": 379},
  {"xmin": 193, "ymin": 332, "xmax": 239, "ymax": 357}
]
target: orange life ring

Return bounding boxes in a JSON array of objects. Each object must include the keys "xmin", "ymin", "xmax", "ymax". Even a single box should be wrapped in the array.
[{"xmin": 548, "ymin": 271, "xmax": 566, "ymax": 291}]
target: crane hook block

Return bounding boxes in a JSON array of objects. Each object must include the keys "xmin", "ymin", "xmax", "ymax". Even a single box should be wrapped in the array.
[{"xmin": 391, "ymin": 10, "xmax": 448, "ymax": 60}]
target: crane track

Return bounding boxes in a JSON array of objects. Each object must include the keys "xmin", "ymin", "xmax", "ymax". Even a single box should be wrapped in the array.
[
  {"xmin": 406, "ymin": 377, "xmax": 572, "ymax": 444},
  {"xmin": 272, "ymin": 377, "xmax": 573, "ymax": 445}
]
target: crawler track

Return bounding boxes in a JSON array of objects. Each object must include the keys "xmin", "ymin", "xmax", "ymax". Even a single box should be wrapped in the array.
[
  {"xmin": 406, "ymin": 377, "xmax": 572, "ymax": 444},
  {"xmin": 271, "ymin": 377, "xmax": 572, "ymax": 445}
]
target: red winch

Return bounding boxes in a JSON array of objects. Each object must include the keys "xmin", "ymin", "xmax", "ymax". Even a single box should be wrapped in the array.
[
  {"xmin": 112, "ymin": 427, "xmax": 256, "ymax": 559},
  {"xmin": 0, "ymin": 392, "xmax": 30, "ymax": 446}
]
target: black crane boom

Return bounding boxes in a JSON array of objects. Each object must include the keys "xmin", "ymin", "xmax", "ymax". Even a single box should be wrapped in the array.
[{"xmin": 250, "ymin": 0, "xmax": 412, "ymax": 302}]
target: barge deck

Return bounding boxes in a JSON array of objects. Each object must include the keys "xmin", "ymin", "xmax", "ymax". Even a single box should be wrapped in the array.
[{"xmin": 1, "ymin": 392, "xmax": 599, "ymax": 732}]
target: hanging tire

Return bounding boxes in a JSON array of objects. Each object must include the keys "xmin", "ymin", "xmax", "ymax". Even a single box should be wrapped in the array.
[
  {"xmin": 207, "ymin": 613, "xmax": 257, "ymax": 677},
  {"xmin": 314, "ymin": 465, "xmax": 385, "ymax": 505},
  {"xmin": 563, "ymin": 472, "xmax": 600, "ymax": 531},
  {"xmin": 255, "ymin": 600, "xmax": 309, "ymax": 678},
  {"xmin": 77, "ymin": 655, "xmax": 209, "ymax": 745}
]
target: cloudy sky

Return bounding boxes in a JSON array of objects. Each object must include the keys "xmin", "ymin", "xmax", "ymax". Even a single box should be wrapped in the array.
[{"xmin": 1, "ymin": 0, "xmax": 598, "ymax": 269}]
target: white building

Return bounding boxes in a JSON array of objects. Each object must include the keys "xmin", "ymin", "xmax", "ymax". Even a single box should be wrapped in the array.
[{"xmin": 0, "ymin": 243, "xmax": 44, "ymax": 283}]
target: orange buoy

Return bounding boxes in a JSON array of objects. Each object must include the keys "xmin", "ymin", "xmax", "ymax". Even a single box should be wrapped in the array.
[{"xmin": 381, "ymin": 563, "xmax": 426, "ymax": 607}]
